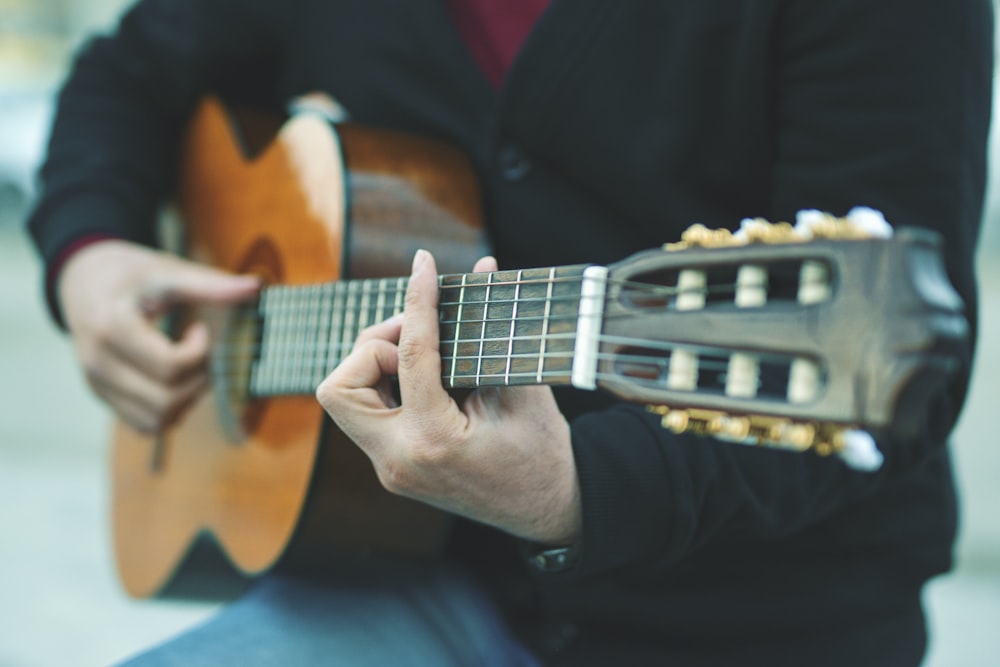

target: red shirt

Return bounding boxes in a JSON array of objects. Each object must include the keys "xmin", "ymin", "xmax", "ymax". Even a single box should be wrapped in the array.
[{"xmin": 445, "ymin": 0, "xmax": 551, "ymax": 89}]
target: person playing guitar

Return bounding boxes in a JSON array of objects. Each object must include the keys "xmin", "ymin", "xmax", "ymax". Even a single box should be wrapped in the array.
[{"xmin": 28, "ymin": 0, "xmax": 992, "ymax": 665}]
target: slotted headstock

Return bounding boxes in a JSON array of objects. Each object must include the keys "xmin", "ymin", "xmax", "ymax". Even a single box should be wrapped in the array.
[{"xmin": 596, "ymin": 210, "xmax": 967, "ymax": 469}]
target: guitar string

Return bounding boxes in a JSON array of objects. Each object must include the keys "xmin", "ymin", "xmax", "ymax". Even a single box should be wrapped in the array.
[
  {"xmin": 214, "ymin": 319, "xmax": 785, "ymax": 390},
  {"xmin": 228, "ymin": 281, "xmax": 753, "ymax": 352},
  {"xmin": 240, "ymin": 275, "xmax": 766, "ymax": 353},
  {"xmin": 262, "ymin": 273, "xmax": 752, "ymax": 301},
  {"xmin": 209, "ymin": 303, "xmax": 774, "ymax": 361},
  {"xmin": 212, "ymin": 270, "xmax": 800, "ymax": 389},
  {"xmin": 232, "ymin": 357, "xmax": 761, "ymax": 397},
  {"xmin": 217, "ymin": 334, "xmax": 765, "ymax": 390},
  {"xmin": 259, "ymin": 279, "xmax": 742, "ymax": 307}
]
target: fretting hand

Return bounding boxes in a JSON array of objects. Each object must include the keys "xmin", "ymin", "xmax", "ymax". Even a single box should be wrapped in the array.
[{"xmin": 317, "ymin": 250, "xmax": 582, "ymax": 546}]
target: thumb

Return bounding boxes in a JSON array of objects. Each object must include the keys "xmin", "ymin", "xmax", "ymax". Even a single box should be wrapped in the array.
[{"xmin": 140, "ymin": 260, "xmax": 260, "ymax": 314}]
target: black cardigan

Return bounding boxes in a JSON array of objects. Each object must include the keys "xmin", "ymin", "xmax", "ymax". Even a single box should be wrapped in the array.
[{"xmin": 28, "ymin": 0, "xmax": 994, "ymax": 664}]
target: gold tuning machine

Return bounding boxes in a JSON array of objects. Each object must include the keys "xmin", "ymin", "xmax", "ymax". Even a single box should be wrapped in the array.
[
  {"xmin": 663, "ymin": 208, "xmax": 892, "ymax": 252},
  {"xmin": 646, "ymin": 405, "xmax": 849, "ymax": 456}
]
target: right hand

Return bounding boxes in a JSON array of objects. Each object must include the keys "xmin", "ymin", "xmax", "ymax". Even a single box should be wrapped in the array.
[{"xmin": 58, "ymin": 240, "xmax": 260, "ymax": 434}]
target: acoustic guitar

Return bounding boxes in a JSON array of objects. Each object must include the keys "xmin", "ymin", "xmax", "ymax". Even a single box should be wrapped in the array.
[{"xmin": 111, "ymin": 98, "xmax": 966, "ymax": 598}]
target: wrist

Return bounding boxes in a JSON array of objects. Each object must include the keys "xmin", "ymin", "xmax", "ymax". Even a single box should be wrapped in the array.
[{"xmin": 46, "ymin": 234, "xmax": 120, "ymax": 328}]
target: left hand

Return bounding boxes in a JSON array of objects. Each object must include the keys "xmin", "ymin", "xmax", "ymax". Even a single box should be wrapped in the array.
[{"xmin": 316, "ymin": 250, "xmax": 581, "ymax": 545}]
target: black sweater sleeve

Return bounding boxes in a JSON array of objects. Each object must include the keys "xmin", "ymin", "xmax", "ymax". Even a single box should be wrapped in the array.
[
  {"xmin": 561, "ymin": 0, "xmax": 993, "ymax": 580},
  {"xmin": 27, "ymin": 0, "xmax": 288, "ymax": 269}
]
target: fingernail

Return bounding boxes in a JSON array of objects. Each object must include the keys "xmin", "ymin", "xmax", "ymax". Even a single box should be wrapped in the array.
[{"xmin": 412, "ymin": 249, "xmax": 429, "ymax": 274}]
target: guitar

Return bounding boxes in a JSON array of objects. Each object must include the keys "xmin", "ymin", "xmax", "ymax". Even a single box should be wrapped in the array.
[{"xmin": 112, "ymin": 98, "xmax": 967, "ymax": 598}]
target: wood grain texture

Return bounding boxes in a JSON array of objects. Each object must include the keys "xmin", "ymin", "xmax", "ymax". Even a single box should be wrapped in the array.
[{"xmin": 112, "ymin": 98, "xmax": 487, "ymax": 597}]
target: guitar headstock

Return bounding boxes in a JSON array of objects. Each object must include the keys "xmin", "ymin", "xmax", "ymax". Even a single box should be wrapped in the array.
[{"xmin": 596, "ymin": 209, "xmax": 967, "ymax": 470}]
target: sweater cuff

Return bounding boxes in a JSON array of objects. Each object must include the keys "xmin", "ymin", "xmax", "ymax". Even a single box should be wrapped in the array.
[
  {"xmin": 543, "ymin": 406, "xmax": 680, "ymax": 579},
  {"xmin": 28, "ymin": 190, "xmax": 156, "ymax": 328}
]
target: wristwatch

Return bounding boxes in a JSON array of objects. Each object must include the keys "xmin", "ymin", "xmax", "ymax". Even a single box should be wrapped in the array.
[{"xmin": 526, "ymin": 543, "xmax": 581, "ymax": 573}]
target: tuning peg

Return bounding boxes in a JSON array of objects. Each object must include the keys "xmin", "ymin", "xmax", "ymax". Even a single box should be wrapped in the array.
[{"xmin": 836, "ymin": 430, "xmax": 884, "ymax": 472}]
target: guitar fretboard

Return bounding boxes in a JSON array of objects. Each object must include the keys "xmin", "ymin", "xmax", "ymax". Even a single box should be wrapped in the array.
[{"xmin": 248, "ymin": 265, "xmax": 591, "ymax": 397}]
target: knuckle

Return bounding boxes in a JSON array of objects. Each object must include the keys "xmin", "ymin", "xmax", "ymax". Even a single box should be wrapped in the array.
[
  {"xmin": 375, "ymin": 459, "xmax": 415, "ymax": 496},
  {"xmin": 90, "ymin": 321, "xmax": 116, "ymax": 347},
  {"xmin": 315, "ymin": 377, "xmax": 336, "ymax": 407},
  {"xmin": 396, "ymin": 338, "xmax": 425, "ymax": 368}
]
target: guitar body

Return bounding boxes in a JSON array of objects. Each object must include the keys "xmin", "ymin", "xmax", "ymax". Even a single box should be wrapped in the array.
[
  {"xmin": 112, "ymin": 99, "xmax": 489, "ymax": 598},
  {"xmin": 110, "ymin": 101, "xmax": 967, "ymax": 599}
]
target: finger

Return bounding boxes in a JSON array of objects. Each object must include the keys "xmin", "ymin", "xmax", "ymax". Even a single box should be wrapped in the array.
[
  {"xmin": 353, "ymin": 314, "xmax": 404, "ymax": 348},
  {"xmin": 317, "ymin": 339, "xmax": 400, "ymax": 413},
  {"xmin": 139, "ymin": 260, "xmax": 260, "ymax": 317},
  {"xmin": 107, "ymin": 317, "xmax": 212, "ymax": 384},
  {"xmin": 396, "ymin": 250, "xmax": 451, "ymax": 415},
  {"xmin": 90, "ymin": 357, "xmax": 210, "ymax": 433},
  {"xmin": 473, "ymin": 256, "xmax": 499, "ymax": 273}
]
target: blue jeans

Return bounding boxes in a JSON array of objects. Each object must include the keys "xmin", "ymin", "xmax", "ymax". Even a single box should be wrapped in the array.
[{"xmin": 119, "ymin": 559, "xmax": 541, "ymax": 666}]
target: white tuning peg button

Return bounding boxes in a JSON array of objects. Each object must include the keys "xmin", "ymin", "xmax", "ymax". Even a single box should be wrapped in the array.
[
  {"xmin": 838, "ymin": 430, "xmax": 884, "ymax": 472},
  {"xmin": 846, "ymin": 207, "xmax": 894, "ymax": 239}
]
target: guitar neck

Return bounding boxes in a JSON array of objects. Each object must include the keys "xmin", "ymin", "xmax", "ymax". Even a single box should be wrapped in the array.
[{"xmin": 248, "ymin": 264, "xmax": 601, "ymax": 397}]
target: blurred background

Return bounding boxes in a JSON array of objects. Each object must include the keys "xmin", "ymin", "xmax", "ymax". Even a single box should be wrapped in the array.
[{"xmin": 1, "ymin": 1, "xmax": 998, "ymax": 665}]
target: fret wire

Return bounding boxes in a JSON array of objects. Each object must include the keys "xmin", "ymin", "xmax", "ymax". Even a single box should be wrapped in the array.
[
  {"xmin": 449, "ymin": 273, "xmax": 468, "ymax": 387},
  {"xmin": 537, "ymin": 267, "xmax": 556, "ymax": 383},
  {"xmin": 394, "ymin": 277, "xmax": 405, "ymax": 316},
  {"xmin": 505, "ymin": 270, "xmax": 522, "ymax": 386},
  {"xmin": 477, "ymin": 272, "xmax": 492, "ymax": 387}
]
